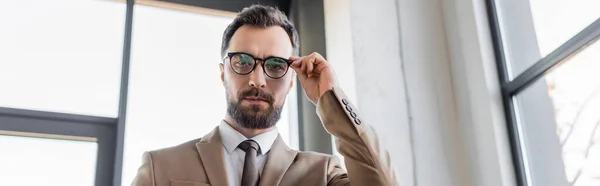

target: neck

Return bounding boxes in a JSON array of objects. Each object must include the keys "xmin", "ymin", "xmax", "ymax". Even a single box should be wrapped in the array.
[{"xmin": 224, "ymin": 116, "xmax": 274, "ymax": 138}]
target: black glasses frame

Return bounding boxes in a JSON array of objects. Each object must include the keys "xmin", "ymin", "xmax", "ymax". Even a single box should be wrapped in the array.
[{"xmin": 223, "ymin": 52, "xmax": 293, "ymax": 79}]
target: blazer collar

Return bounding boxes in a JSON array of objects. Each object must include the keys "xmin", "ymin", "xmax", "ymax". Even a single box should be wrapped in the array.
[
  {"xmin": 196, "ymin": 127, "xmax": 229, "ymax": 186},
  {"xmin": 219, "ymin": 121, "xmax": 279, "ymax": 155},
  {"xmin": 196, "ymin": 126, "xmax": 298, "ymax": 186},
  {"xmin": 258, "ymin": 134, "xmax": 298, "ymax": 186}
]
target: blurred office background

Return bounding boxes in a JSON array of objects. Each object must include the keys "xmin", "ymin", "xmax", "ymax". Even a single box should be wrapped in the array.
[{"xmin": 0, "ymin": 0, "xmax": 599, "ymax": 186}]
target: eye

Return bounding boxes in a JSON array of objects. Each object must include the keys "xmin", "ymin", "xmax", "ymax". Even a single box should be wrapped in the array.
[
  {"xmin": 264, "ymin": 58, "xmax": 289, "ymax": 78},
  {"xmin": 232, "ymin": 54, "xmax": 254, "ymax": 68},
  {"xmin": 237, "ymin": 60, "xmax": 252, "ymax": 66},
  {"xmin": 265, "ymin": 58, "xmax": 287, "ymax": 71}
]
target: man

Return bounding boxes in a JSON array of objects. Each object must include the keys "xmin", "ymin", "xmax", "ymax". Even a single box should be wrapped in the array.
[{"xmin": 132, "ymin": 5, "xmax": 397, "ymax": 186}]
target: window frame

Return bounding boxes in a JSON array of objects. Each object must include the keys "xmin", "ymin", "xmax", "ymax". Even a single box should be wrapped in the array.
[
  {"xmin": 0, "ymin": 0, "xmax": 299, "ymax": 186},
  {"xmin": 0, "ymin": 107, "xmax": 117, "ymax": 186},
  {"xmin": 485, "ymin": 0, "xmax": 600, "ymax": 185}
]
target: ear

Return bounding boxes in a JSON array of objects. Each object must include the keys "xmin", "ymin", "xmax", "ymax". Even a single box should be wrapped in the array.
[{"xmin": 219, "ymin": 63, "xmax": 225, "ymax": 85}]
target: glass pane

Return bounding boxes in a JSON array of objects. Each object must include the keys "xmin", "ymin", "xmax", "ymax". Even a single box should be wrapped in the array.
[
  {"xmin": 121, "ymin": 5, "xmax": 298, "ymax": 185},
  {"xmin": 0, "ymin": 0, "xmax": 125, "ymax": 117},
  {"xmin": 494, "ymin": 0, "xmax": 600, "ymax": 79},
  {"xmin": 516, "ymin": 39, "xmax": 600, "ymax": 186},
  {"xmin": 0, "ymin": 134, "xmax": 98, "ymax": 186}
]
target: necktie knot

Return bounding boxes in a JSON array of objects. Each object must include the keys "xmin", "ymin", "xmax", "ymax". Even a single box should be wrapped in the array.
[{"xmin": 238, "ymin": 140, "xmax": 260, "ymax": 154}]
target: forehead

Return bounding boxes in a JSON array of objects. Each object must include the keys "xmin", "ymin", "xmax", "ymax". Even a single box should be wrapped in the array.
[{"xmin": 228, "ymin": 25, "xmax": 293, "ymax": 58}]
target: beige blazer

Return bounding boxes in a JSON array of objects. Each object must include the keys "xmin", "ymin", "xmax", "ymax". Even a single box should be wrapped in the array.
[{"xmin": 131, "ymin": 88, "xmax": 397, "ymax": 186}]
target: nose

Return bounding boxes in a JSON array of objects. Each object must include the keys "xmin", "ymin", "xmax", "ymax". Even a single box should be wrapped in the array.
[{"xmin": 248, "ymin": 64, "xmax": 267, "ymax": 88}]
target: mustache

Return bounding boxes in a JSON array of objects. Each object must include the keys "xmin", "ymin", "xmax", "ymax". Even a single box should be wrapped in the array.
[{"xmin": 238, "ymin": 88, "xmax": 274, "ymax": 104}]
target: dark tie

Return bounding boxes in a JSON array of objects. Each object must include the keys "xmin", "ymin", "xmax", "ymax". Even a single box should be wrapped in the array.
[{"xmin": 238, "ymin": 140, "xmax": 260, "ymax": 186}]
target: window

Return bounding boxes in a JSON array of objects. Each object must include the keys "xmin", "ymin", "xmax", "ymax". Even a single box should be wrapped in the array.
[
  {"xmin": 492, "ymin": 0, "xmax": 600, "ymax": 78},
  {"xmin": 488, "ymin": 0, "xmax": 600, "ymax": 185},
  {"xmin": 120, "ymin": 5, "xmax": 232, "ymax": 185},
  {"xmin": 0, "ymin": 0, "xmax": 125, "ymax": 185},
  {"xmin": 120, "ymin": 4, "xmax": 298, "ymax": 185},
  {"xmin": 0, "ymin": 0, "xmax": 125, "ymax": 117},
  {"xmin": 0, "ymin": 134, "xmax": 98, "ymax": 186},
  {"xmin": 517, "ymin": 40, "xmax": 600, "ymax": 186},
  {"xmin": 0, "ymin": 1, "xmax": 299, "ymax": 185}
]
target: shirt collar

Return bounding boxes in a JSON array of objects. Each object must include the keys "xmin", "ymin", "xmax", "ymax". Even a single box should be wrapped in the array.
[{"xmin": 219, "ymin": 120, "xmax": 279, "ymax": 155}]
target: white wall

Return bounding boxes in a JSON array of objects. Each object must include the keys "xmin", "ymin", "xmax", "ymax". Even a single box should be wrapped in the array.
[
  {"xmin": 327, "ymin": 0, "xmax": 416, "ymax": 185},
  {"xmin": 324, "ymin": 0, "xmax": 515, "ymax": 185},
  {"xmin": 441, "ymin": 0, "xmax": 516, "ymax": 185}
]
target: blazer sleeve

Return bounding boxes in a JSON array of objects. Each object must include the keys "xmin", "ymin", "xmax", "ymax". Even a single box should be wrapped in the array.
[
  {"xmin": 317, "ymin": 87, "xmax": 398, "ymax": 186},
  {"xmin": 131, "ymin": 152, "xmax": 156, "ymax": 186}
]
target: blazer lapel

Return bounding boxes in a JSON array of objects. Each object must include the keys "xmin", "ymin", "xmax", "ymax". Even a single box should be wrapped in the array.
[
  {"xmin": 196, "ymin": 127, "xmax": 229, "ymax": 186},
  {"xmin": 259, "ymin": 135, "xmax": 298, "ymax": 186}
]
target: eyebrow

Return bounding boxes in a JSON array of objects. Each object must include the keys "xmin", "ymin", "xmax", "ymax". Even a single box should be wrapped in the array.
[
  {"xmin": 235, "ymin": 52, "xmax": 288, "ymax": 60},
  {"xmin": 265, "ymin": 55, "xmax": 288, "ymax": 59}
]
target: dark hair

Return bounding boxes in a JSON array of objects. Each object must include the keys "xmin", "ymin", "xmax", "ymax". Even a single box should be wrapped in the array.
[{"xmin": 221, "ymin": 5, "xmax": 300, "ymax": 57}]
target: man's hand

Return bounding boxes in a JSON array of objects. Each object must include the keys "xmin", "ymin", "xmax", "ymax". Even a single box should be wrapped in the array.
[{"xmin": 290, "ymin": 52, "xmax": 338, "ymax": 105}]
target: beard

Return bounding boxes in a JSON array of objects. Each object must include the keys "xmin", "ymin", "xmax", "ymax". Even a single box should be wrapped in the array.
[{"xmin": 227, "ymin": 87, "xmax": 283, "ymax": 129}]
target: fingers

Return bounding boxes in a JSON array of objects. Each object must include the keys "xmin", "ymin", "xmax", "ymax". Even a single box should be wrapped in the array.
[
  {"xmin": 290, "ymin": 56, "xmax": 307, "ymax": 79},
  {"xmin": 290, "ymin": 52, "xmax": 327, "ymax": 78},
  {"xmin": 307, "ymin": 58, "xmax": 314, "ymax": 76},
  {"xmin": 290, "ymin": 56, "xmax": 304, "ymax": 68},
  {"xmin": 289, "ymin": 56, "xmax": 301, "ymax": 62},
  {"xmin": 315, "ymin": 61, "xmax": 329, "ymax": 74}
]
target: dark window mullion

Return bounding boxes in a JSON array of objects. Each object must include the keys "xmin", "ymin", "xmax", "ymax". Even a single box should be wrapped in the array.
[
  {"xmin": 485, "ymin": 0, "xmax": 529, "ymax": 185},
  {"xmin": 0, "ymin": 107, "xmax": 117, "ymax": 125},
  {"xmin": 487, "ymin": 0, "xmax": 600, "ymax": 186},
  {"xmin": 0, "ymin": 106, "xmax": 117, "ymax": 186},
  {"xmin": 113, "ymin": 0, "xmax": 134, "ymax": 185},
  {"xmin": 504, "ymin": 18, "xmax": 600, "ymax": 96}
]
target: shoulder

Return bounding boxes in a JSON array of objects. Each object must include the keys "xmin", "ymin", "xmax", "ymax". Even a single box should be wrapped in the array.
[
  {"xmin": 147, "ymin": 138, "xmax": 202, "ymax": 161},
  {"xmin": 139, "ymin": 138, "xmax": 208, "ymax": 182},
  {"xmin": 295, "ymin": 150, "xmax": 337, "ymax": 164}
]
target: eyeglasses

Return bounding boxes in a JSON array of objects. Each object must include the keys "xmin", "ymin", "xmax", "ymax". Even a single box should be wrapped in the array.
[{"xmin": 223, "ymin": 52, "xmax": 293, "ymax": 79}]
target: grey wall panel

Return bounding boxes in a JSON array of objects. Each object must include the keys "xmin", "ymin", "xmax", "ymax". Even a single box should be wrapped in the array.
[{"xmin": 289, "ymin": 0, "xmax": 332, "ymax": 154}]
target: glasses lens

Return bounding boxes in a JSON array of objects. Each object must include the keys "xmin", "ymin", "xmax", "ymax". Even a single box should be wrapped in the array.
[
  {"xmin": 230, "ymin": 53, "xmax": 255, "ymax": 74},
  {"xmin": 264, "ymin": 58, "xmax": 289, "ymax": 78}
]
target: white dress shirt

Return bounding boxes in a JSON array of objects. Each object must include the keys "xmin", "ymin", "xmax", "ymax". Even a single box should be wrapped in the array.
[{"xmin": 218, "ymin": 121, "xmax": 279, "ymax": 186}]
